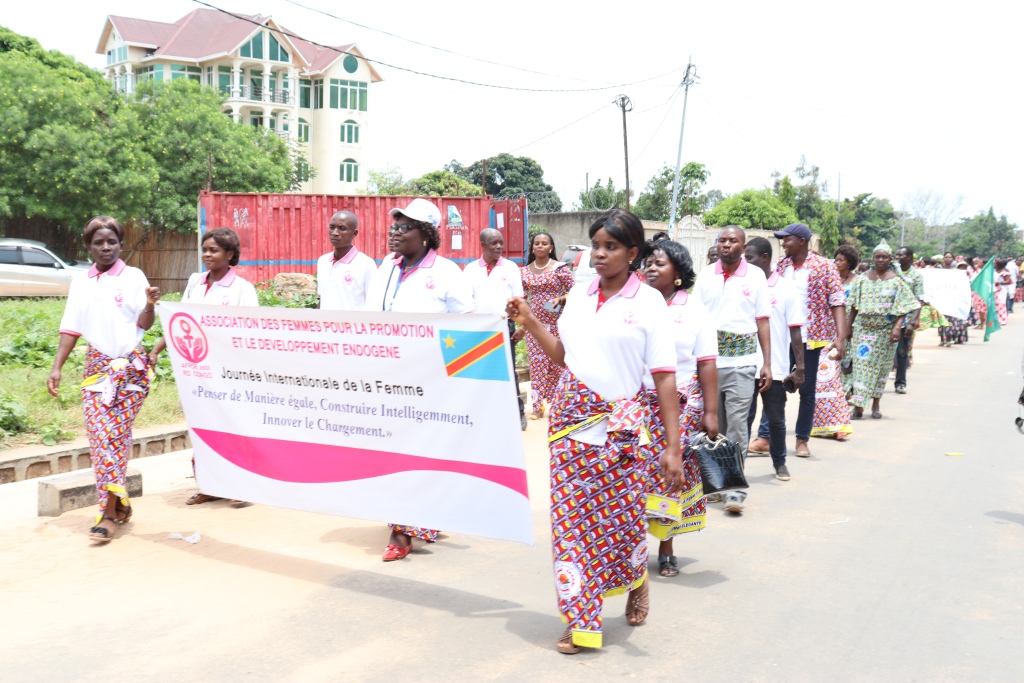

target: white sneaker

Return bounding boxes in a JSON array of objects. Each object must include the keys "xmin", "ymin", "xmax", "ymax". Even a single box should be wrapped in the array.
[{"xmin": 724, "ymin": 493, "xmax": 745, "ymax": 514}]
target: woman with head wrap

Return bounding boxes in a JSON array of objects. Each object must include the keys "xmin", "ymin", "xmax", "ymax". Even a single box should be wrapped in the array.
[{"xmin": 844, "ymin": 240, "xmax": 918, "ymax": 419}]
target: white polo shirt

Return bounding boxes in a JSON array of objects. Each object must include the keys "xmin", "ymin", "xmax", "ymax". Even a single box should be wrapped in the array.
[
  {"xmin": 694, "ymin": 258, "xmax": 771, "ymax": 369},
  {"xmin": 759, "ymin": 273, "xmax": 805, "ymax": 379},
  {"xmin": 317, "ymin": 246, "xmax": 377, "ymax": 311},
  {"xmin": 364, "ymin": 249, "xmax": 473, "ymax": 314},
  {"xmin": 59, "ymin": 259, "xmax": 149, "ymax": 359},
  {"xmin": 183, "ymin": 268, "xmax": 258, "ymax": 307},
  {"xmin": 463, "ymin": 256, "xmax": 524, "ymax": 315},
  {"xmin": 559, "ymin": 276, "xmax": 676, "ymax": 445},
  {"xmin": 643, "ymin": 291, "xmax": 717, "ymax": 390}
]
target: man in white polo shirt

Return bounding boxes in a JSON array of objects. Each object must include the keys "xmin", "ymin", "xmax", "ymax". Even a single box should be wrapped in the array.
[
  {"xmin": 744, "ymin": 237, "xmax": 805, "ymax": 482},
  {"xmin": 694, "ymin": 226, "xmax": 772, "ymax": 514},
  {"xmin": 465, "ymin": 228, "xmax": 527, "ymax": 430},
  {"xmin": 317, "ymin": 210, "xmax": 377, "ymax": 310}
]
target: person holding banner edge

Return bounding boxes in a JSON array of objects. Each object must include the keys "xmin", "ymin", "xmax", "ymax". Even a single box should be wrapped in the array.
[
  {"xmin": 48, "ymin": 216, "xmax": 160, "ymax": 542},
  {"xmin": 507, "ymin": 208, "xmax": 682, "ymax": 654},
  {"xmin": 365, "ymin": 198, "xmax": 474, "ymax": 562}
]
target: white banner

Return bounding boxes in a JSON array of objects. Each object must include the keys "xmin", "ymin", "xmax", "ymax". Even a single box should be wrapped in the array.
[
  {"xmin": 158, "ymin": 302, "xmax": 533, "ymax": 545},
  {"xmin": 920, "ymin": 269, "xmax": 972, "ymax": 321}
]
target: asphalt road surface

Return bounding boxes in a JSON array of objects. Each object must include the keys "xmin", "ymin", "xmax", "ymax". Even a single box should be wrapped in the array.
[{"xmin": 2, "ymin": 323, "xmax": 1022, "ymax": 682}]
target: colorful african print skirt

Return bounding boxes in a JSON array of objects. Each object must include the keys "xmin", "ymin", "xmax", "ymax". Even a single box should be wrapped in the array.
[
  {"xmin": 549, "ymin": 371, "xmax": 649, "ymax": 649},
  {"xmin": 641, "ymin": 377, "xmax": 706, "ymax": 540},
  {"xmin": 81, "ymin": 344, "xmax": 151, "ymax": 515},
  {"xmin": 938, "ymin": 316, "xmax": 968, "ymax": 344},
  {"xmin": 810, "ymin": 357, "xmax": 853, "ymax": 437},
  {"xmin": 849, "ymin": 316, "xmax": 897, "ymax": 410},
  {"xmin": 716, "ymin": 330, "xmax": 757, "ymax": 358}
]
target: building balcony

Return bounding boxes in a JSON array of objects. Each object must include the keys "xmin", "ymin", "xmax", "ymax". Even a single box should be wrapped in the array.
[{"xmin": 228, "ymin": 85, "xmax": 291, "ymax": 105}]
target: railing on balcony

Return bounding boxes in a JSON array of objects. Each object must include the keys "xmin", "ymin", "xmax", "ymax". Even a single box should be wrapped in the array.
[
  {"xmin": 268, "ymin": 89, "xmax": 290, "ymax": 105},
  {"xmin": 227, "ymin": 84, "xmax": 289, "ymax": 105}
]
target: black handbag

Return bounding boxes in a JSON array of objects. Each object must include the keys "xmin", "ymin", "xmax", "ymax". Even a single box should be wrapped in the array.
[{"xmin": 688, "ymin": 433, "xmax": 748, "ymax": 494}]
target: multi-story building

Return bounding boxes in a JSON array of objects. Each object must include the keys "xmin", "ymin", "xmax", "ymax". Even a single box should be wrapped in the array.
[{"xmin": 96, "ymin": 9, "xmax": 382, "ymax": 194}]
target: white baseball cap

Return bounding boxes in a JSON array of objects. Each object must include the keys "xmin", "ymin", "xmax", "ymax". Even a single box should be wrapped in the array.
[{"xmin": 390, "ymin": 198, "xmax": 441, "ymax": 228}]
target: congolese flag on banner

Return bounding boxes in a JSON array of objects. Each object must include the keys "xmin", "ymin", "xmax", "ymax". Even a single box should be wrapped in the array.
[
  {"xmin": 439, "ymin": 329, "xmax": 510, "ymax": 381},
  {"xmin": 970, "ymin": 256, "xmax": 1001, "ymax": 342}
]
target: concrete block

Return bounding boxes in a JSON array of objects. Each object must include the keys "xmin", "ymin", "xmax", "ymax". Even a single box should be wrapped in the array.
[
  {"xmin": 77, "ymin": 454, "xmax": 91, "ymax": 469},
  {"xmin": 132, "ymin": 443, "xmax": 140, "ymax": 458},
  {"xmin": 58, "ymin": 456, "xmax": 72, "ymax": 473},
  {"xmin": 0, "ymin": 468, "xmax": 14, "ymax": 485},
  {"xmin": 171, "ymin": 435, "xmax": 187, "ymax": 451},
  {"xmin": 25, "ymin": 461, "xmax": 52, "ymax": 480},
  {"xmin": 38, "ymin": 468, "xmax": 142, "ymax": 517},
  {"xmin": 145, "ymin": 439, "xmax": 166, "ymax": 456}
]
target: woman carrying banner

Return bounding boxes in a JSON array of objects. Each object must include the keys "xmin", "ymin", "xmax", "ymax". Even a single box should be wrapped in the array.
[
  {"xmin": 365, "ymin": 198, "xmax": 474, "ymax": 562},
  {"xmin": 515, "ymin": 232, "xmax": 575, "ymax": 419},
  {"xmin": 507, "ymin": 209, "xmax": 682, "ymax": 654},
  {"xmin": 151, "ymin": 228, "xmax": 258, "ymax": 505},
  {"xmin": 845, "ymin": 241, "xmax": 917, "ymax": 420},
  {"xmin": 937, "ymin": 252, "xmax": 969, "ymax": 346},
  {"xmin": 47, "ymin": 216, "xmax": 160, "ymax": 542},
  {"xmin": 640, "ymin": 240, "xmax": 718, "ymax": 577}
]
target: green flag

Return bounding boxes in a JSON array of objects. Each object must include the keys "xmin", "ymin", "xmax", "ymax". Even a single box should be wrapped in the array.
[{"xmin": 970, "ymin": 257, "xmax": 1001, "ymax": 341}]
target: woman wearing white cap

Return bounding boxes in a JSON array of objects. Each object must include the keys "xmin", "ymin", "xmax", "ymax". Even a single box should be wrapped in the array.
[{"xmin": 365, "ymin": 198, "xmax": 474, "ymax": 561}]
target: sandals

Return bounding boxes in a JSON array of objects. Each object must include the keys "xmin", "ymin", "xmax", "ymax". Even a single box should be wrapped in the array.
[
  {"xmin": 382, "ymin": 543, "xmax": 412, "ymax": 562},
  {"xmin": 625, "ymin": 577, "xmax": 650, "ymax": 626},
  {"xmin": 850, "ymin": 408, "xmax": 864, "ymax": 420},
  {"xmin": 88, "ymin": 516, "xmax": 118, "ymax": 542},
  {"xmin": 557, "ymin": 627, "xmax": 580, "ymax": 655},
  {"xmin": 115, "ymin": 504, "xmax": 133, "ymax": 524},
  {"xmin": 871, "ymin": 410, "xmax": 882, "ymax": 419},
  {"xmin": 186, "ymin": 492, "xmax": 222, "ymax": 505},
  {"xmin": 658, "ymin": 554, "xmax": 679, "ymax": 577}
]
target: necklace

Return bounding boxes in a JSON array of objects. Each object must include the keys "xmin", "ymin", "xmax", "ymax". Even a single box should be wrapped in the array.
[{"xmin": 531, "ymin": 259, "xmax": 554, "ymax": 272}]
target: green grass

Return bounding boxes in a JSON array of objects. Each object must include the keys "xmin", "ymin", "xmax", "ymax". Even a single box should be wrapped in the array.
[{"xmin": 0, "ymin": 296, "xmax": 184, "ymax": 450}]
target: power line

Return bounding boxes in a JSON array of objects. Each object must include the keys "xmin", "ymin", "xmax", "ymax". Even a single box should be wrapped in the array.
[
  {"xmin": 282, "ymin": 0, "xmax": 606, "ymax": 84},
  {"xmin": 192, "ymin": 1, "xmax": 687, "ymax": 93},
  {"xmin": 632, "ymin": 87, "xmax": 683, "ymax": 163},
  {"xmin": 509, "ymin": 104, "xmax": 611, "ymax": 152}
]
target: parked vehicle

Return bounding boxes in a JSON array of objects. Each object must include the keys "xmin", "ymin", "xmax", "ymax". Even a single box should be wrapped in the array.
[
  {"xmin": 559, "ymin": 245, "xmax": 597, "ymax": 286},
  {"xmin": 0, "ymin": 239, "xmax": 90, "ymax": 296}
]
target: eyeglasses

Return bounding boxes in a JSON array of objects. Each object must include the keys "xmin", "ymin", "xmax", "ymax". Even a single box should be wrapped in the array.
[{"xmin": 388, "ymin": 223, "xmax": 418, "ymax": 234}]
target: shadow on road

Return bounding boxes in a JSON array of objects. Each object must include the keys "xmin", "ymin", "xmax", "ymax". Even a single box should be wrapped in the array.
[{"xmin": 985, "ymin": 511, "xmax": 1024, "ymax": 527}]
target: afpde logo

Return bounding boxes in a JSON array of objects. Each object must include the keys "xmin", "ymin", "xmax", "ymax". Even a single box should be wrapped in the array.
[{"xmin": 168, "ymin": 312, "xmax": 209, "ymax": 363}]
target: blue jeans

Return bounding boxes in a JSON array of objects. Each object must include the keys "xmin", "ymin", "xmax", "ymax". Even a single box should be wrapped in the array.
[
  {"xmin": 748, "ymin": 380, "xmax": 788, "ymax": 467},
  {"xmin": 794, "ymin": 345, "xmax": 821, "ymax": 442}
]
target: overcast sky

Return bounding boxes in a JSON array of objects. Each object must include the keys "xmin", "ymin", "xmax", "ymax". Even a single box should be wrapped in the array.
[{"xmin": 6, "ymin": 0, "xmax": 1021, "ymax": 225}]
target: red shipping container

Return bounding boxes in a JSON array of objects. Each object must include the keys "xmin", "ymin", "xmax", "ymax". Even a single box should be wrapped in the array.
[{"xmin": 197, "ymin": 192, "xmax": 529, "ymax": 284}]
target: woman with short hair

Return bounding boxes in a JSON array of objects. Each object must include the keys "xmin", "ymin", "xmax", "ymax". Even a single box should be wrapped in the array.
[
  {"xmin": 47, "ymin": 216, "xmax": 160, "ymax": 542},
  {"xmin": 508, "ymin": 209, "xmax": 682, "ymax": 653},
  {"xmin": 364, "ymin": 198, "xmax": 473, "ymax": 562},
  {"xmin": 151, "ymin": 228, "xmax": 258, "ymax": 505},
  {"xmin": 516, "ymin": 231, "xmax": 575, "ymax": 418},
  {"xmin": 641, "ymin": 239, "xmax": 718, "ymax": 577}
]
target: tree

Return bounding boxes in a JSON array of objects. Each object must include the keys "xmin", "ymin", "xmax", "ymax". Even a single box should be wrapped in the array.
[
  {"xmin": 447, "ymin": 153, "xmax": 562, "ymax": 212},
  {"xmin": 949, "ymin": 208, "xmax": 1023, "ymax": 259},
  {"xmin": 704, "ymin": 189, "xmax": 798, "ymax": 230},
  {"xmin": 632, "ymin": 162, "xmax": 710, "ymax": 221},
  {"xmin": 573, "ymin": 178, "xmax": 628, "ymax": 212},
  {"xmin": 408, "ymin": 170, "xmax": 482, "ymax": 197},
  {"xmin": 362, "ymin": 164, "xmax": 407, "ymax": 195},
  {"xmin": 128, "ymin": 79, "xmax": 291, "ymax": 233},
  {"xmin": 837, "ymin": 193, "xmax": 897, "ymax": 253}
]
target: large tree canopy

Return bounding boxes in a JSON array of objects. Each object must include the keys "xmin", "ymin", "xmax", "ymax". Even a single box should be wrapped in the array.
[
  {"xmin": 447, "ymin": 154, "xmax": 562, "ymax": 212},
  {"xmin": 0, "ymin": 25, "xmax": 296, "ymax": 234},
  {"xmin": 704, "ymin": 189, "xmax": 798, "ymax": 231},
  {"xmin": 949, "ymin": 208, "xmax": 1022, "ymax": 259},
  {"xmin": 632, "ymin": 163, "xmax": 711, "ymax": 222}
]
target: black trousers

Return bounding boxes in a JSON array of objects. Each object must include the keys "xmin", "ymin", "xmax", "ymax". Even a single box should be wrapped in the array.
[{"xmin": 894, "ymin": 326, "xmax": 913, "ymax": 388}]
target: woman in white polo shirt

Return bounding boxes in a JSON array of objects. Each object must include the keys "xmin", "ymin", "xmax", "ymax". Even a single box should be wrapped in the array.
[
  {"xmin": 365, "ymin": 198, "xmax": 473, "ymax": 562},
  {"xmin": 47, "ymin": 216, "xmax": 161, "ymax": 543},
  {"xmin": 641, "ymin": 239, "xmax": 719, "ymax": 578},
  {"xmin": 151, "ymin": 228, "xmax": 258, "ymax": 505},
  {"xmin": 507, "ymin": 209, "xmax": 682, "ymax": 654}
]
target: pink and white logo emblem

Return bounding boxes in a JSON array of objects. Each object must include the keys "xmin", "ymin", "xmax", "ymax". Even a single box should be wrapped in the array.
[
  {"xmin": 623, "ymin": 310, "xmax": 638, "ymax": 325},
  {"xmin": 742, "ymin": 286, "xmax": 752, "ymax": 297},
  {"xmin": 168, "ymin": 312, "xmax": 209, "ymax": 363},
  {"xmin": 343, "ymin": 270, "xmax": 355, "ymax": 284},
  {"xmin": 424, "ymin": 276, "xmax": 436, "ymax": 290},
  {"xmin": 113, "ymin": 289, "xmax": 125, "ymax": 307}
]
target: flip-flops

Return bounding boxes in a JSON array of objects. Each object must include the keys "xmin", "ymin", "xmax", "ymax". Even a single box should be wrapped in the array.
[{"xmin": 658, "ymin": 554, "xmax": 679, "ymax": 577}]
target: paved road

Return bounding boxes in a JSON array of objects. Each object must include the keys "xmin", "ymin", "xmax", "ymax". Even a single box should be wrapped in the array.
[{"xmin": 2, "ymin": 322, "xmax": 1023, "ymax": 682}]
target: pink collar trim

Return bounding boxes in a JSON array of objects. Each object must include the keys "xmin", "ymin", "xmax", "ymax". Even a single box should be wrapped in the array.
[
  {"xmin": 586, "ymin": 273, "xmax": 642, "ymax": 298},
  {"xmin": 767, "ymin": 272, "xmax": 780, "ymax": 286},
  {"xmin": 477, "ymin": 255, "xmax": 505, "ymax": 269},
  {"xmin": 333, "ymin": 246, "xmax": 359, "ymax": 264},
  {"xmin": 200, "ymin": 267, "xmax": 236, "ymax": 288},
  {"xmin": 396, "ymin": 249, "xmax": 438, "ymax": 270},
  {"xmin": 714, "ymin": 258, "xmax": 748, "ymax": 277},
  {"xmin": 670, "ymin": 290, "xmax": 689, "ymax": 306},
  {"xmin": 87, "ymin": 259, "xmax": 126, "ymax": 278}
]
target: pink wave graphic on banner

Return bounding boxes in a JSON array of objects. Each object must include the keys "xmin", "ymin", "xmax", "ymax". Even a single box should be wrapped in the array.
[{"xmin": 192, "ymin": 428, "xmax": 529, "ymax": 498}]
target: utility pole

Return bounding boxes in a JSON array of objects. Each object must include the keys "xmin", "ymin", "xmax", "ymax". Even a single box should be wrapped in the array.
[
  {"xmin": 481, "ymin": 157, "xmax": 488, "ymax": 196},
  {"xmin": 667, "ymin": 59, "xmax": 698, "ymax": 238},
  {"xmin": 614, "ymin": 94, "xmax": 634, "ymax": 211}
]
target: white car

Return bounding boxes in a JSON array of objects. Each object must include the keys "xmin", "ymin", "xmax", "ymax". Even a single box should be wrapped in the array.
[
  {"xmin": 0, "ymin": 238, "xmax": 91, "ymax": 296},
  {"xmin": 559, "ymin": 245, "xmax": 597, "ymax": 286}
]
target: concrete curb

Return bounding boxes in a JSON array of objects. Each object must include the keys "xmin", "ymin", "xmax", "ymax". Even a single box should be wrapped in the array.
[
  {"xmin": 0, "ymin": 424, "xmax": 190, "ymax": 485},
  {"xmin": 38, "ymin": 468, "xmax": 143, "ymax": 517}
]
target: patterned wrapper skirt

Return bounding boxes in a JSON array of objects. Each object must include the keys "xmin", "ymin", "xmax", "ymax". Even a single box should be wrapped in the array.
[
  {"xmin": 526, "ymin": 323, "xmax": 564, "ymax": 415},
  {"xmin": 810, "ymin": 358, "xmax": 853, "ymax": 437},
  {"xmin": 849, "ymin": 316, "xmax": 897, "ymax": 410},
  {"xmin": 641, "ymin": 376, "xmax": 706, "ymax": 540},
  {"xmin": 388, "ymin": 524, "xmax": 438, "ymax": 542},
  {"xmin": 938, "ymin": 316, "xmax": 968, "ymax": 344},
  {"xmin": 81, "ymin": 345, "xmax": 151, "ymax": 515},
  {"xmin": 549, "ymin": 371, "xmax": 648, "ymax": 649}
]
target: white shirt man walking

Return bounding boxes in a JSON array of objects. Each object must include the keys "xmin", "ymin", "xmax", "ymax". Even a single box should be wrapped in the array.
[{"xmin": 316, "ymin": 210, "xmax": 377, "ymax": 311}]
